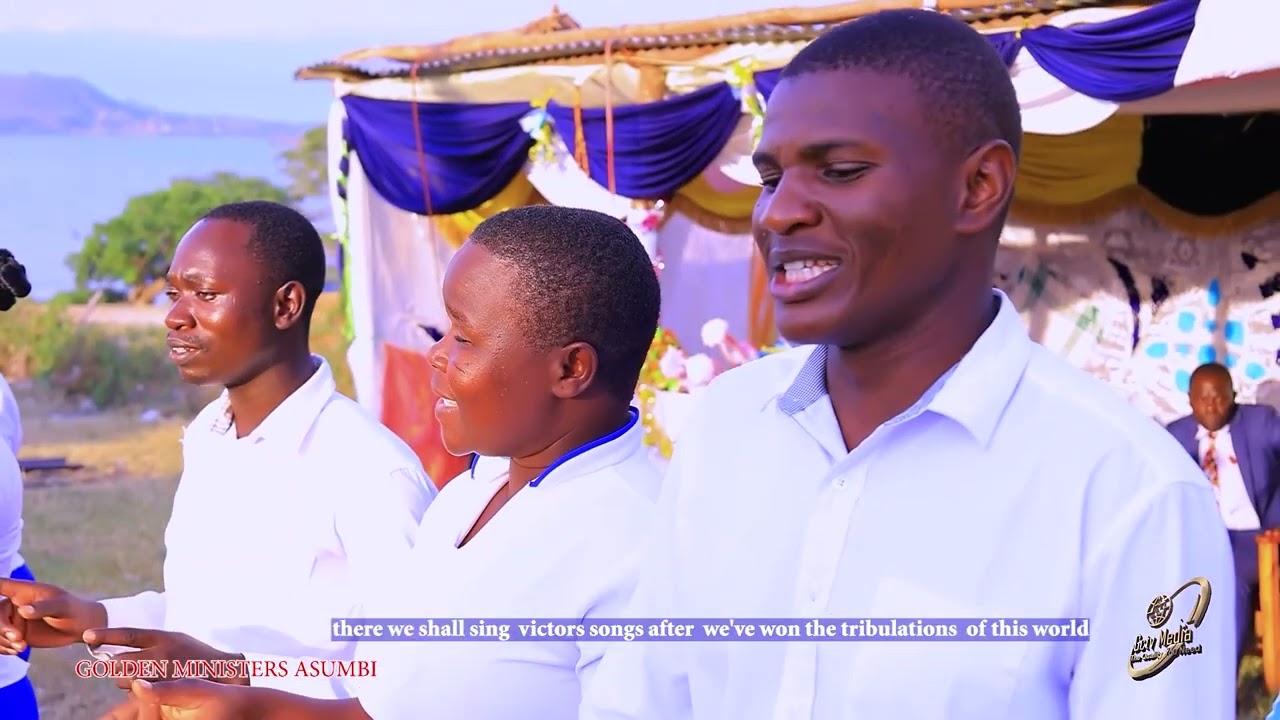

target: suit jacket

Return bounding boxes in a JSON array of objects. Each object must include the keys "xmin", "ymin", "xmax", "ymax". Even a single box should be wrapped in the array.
[{"xmin": 1167, "ymin": 404, "xmax": 1280, "ymax": 530}]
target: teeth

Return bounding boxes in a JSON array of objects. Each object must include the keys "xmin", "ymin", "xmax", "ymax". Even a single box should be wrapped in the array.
[
  {"xmin": 780, "ymin": 259, "xmax": 839, "ymax": 284},
  {"xmin": 440, "ymin": 398, "xmax": 457, "ymax": 408}
]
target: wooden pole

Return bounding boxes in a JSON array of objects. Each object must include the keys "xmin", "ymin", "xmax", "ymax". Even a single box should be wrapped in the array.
[{"xmin": 1256, "ymin": 529, "xmax": 1280, "ymax": 692}]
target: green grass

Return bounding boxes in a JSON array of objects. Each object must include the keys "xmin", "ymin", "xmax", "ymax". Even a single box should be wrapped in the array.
[{"xmin": 23, "ymin": 477, "xmax": 177, "ymax": 718}]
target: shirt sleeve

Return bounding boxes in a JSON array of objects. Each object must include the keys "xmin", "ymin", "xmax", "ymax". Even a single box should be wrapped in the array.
[
  {"xmin": 579, "ymin": 449, "xmax": 695, "ymax": 720},
  {"xmin": 334, "ymin": 465, "xmax": 436, "ymax": 592},
  {"xmin": 91, "ymin": 591, "xmax": 168, "ymax": 658},
  {"xmin": 1069, "ymin": 479, "xmax": 1236, "ymax": 719}
]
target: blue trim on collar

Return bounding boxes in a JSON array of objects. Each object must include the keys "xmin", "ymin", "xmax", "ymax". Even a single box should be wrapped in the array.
[
  {"xmin": 529, "ymin": 407, "xmax": 639, "ymax": 488},
  {"xmin": 468, "ymin": 453, "xmax": 479, "ymax": 479}
]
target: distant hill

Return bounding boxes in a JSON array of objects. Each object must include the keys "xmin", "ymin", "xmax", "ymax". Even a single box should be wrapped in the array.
[{"xmin": 0, "ymin": 73, "xmax": 308, "ymax": 137}]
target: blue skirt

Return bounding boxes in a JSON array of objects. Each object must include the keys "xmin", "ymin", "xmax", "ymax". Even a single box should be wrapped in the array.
[
  {"xmin": 0, "ymin": 563, "xmax": 38, "ymax": 719},
  {"xmin": 0, "ymin": 675, "xmax": 37, "ymax": 719}
]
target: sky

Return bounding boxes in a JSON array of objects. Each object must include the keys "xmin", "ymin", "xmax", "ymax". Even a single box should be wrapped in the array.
[{"xmin": 0, "ymin": 0, "xmax": 832, "ymax": 122}]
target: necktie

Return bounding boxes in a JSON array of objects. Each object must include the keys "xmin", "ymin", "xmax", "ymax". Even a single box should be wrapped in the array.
[{"xmin": 1203, "ymin": 432, "xmax": 1219, "ymax": 488}]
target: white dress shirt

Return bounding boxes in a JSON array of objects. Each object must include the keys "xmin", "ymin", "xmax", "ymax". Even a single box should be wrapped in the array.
[
  {"xmin": 581, "ymin": 291, "xmax": 1235, "ymax": 720},
  {"xmin": 97, "ymin": 357, "xmax": 437, "ymax": 699},
  {"xmin": 352, "ymin": 409, "xmax": 660, "ymax": 720},
  {"xmin": 1197, "ymin": 424, "xmax": 1261, "ymax": 531},
  {"xmin": 0, "ymin": 440, "xmax": 26, "ymax": 689}
]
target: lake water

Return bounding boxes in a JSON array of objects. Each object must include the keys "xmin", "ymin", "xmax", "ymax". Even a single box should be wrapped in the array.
[{"xmin": 0, "ymin": 135, "xmax": 312, "ymax": 299}]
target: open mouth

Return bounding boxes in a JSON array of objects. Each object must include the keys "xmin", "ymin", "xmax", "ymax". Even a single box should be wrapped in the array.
[
  {"xmin": 435, "ymin": 395, "xmax": 459, "ymax": 419},
  {"xmin": 776, "ymin": 259, "xmax": 840, "ymax": 285},
  {"xmin": 168, "ymin": 346, "xmax": 200, "ymax": 364}
]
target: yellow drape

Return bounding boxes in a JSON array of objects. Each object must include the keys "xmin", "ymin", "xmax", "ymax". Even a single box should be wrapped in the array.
[
  {"xmin": 429, "ymin": 173, "xmax": 543, "ymax": 249},
  {"xmin": 675, "ymin": 173, "xmax": 760, "ymax": 220},
  {"xmin": 1014, "ymin": 114, "xmax": 1143, "ymax": 207},
  {"xmin": 1010, "ymin": 114, "xmax": 1280, "ymax": 235}
]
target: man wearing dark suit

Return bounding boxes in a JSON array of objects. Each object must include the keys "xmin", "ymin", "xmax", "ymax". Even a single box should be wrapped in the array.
[{"xmin": 1167, "ymin": 362, "xmax": 1280, "ymax": 661}]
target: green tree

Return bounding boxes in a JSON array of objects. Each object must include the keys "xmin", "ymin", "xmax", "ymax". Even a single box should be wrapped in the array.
[
  {"xmin": 280, "ymin": 125, "xmax": 328, "ymax": 207},
  {"xmin": 67, "ymin": 172, "xmax": 289, "ymax": 304}
]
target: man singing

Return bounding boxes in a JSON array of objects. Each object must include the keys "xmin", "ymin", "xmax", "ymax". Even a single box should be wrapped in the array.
[
  {"xmin": 581, "ymin": 9, "xmax": 1234, "ymax": 719},
  {"xmin": 0, "ymin": 202, "xmax": 437, "ymax": 699}
]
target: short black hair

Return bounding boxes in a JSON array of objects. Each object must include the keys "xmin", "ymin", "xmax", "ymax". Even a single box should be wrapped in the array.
[
  {"xmin": 0, "ymin": 249, "xmax": 31, "ymax": 312},
  {"xmin": 469, "ymin": 205, "xmax": 661, "ymax": 401},
  {"xmin": 780, "ymin": 9, "xmax": 1023, "ymax": 161},
  {"xmin": 200, "ymin": 201, "xmax": 327, "ymax": 319}
]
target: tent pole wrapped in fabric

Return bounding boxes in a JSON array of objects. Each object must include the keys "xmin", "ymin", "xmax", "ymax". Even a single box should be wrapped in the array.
[{"xmin": 297, "ymin": 0, "xmax": 1280, "ymax": 483}]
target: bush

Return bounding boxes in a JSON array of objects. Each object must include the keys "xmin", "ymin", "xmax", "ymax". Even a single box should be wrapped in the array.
[
  {"xmin": 0, "ymin": 293, "xmax": 355, "ymax": 411},
  {"xmin": 0, "ymin": 301, "xmax": 186, "ymax": 409},
  {"xmin": 0, "ymin": 300, "xmax": 77, "ymax": 381},
  {"xmin": 49, "ymin": 288, "xmax": 129, "ymax": 305},
  {"xmin": 310, "ymin": 292, "xmax": 356, "ymax": 399}
]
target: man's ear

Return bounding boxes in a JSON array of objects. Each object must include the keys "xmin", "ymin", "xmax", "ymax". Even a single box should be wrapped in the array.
[
  {"xmin": 954, "ymin": 139, "xmax": 1016, "ymax": 237},
  {"xmin": 550, "ymin": 342, "xmax": 599, "ymax": 399},
  {"xmin": 273, "ymin": 281, "xmax": 307, "ymax": 331}
]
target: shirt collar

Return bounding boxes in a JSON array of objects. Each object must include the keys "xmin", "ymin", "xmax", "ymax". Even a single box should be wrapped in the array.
[
  {"xmin": 206, "ymin": 355, "xmax": 336, "ymax": 451},
  {"xmin": 775, "ymin": 290, "xmax": 1032, "ymax": 446},
  {"xmin": 469, "ymin": 407, "xmax": 643, "ymax": 488},
  {"xmin": 1196, "ymin": 424, "xmax": 1230, "ymax": 440}
]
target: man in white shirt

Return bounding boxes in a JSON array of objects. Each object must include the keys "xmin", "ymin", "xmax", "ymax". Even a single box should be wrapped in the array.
[
  {"xmin": 0, "ymin": 202, "xmax": 437, "ymax": 699},
  {"xmin": 580, "ymin": 10, "xmax": 1235, "ymax": 720}
]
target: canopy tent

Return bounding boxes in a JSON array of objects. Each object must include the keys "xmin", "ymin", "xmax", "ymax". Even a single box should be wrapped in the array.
[{"xmin": 298, "ymin": 0, "xmax": 1280, "ymax": 480}]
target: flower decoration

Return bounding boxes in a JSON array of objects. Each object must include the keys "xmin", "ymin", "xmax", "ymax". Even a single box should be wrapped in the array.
[
  {"xmin": 700, "ymin": 318, "xmax": 728, "ymax": 347},
  {"xmin": 522, "ymin": 94, "xmax": 557, "ymax": 164},
  {"xmin": 635, "ymin": 322, "xmax": 789, "ymax": 459},
  {"xmin": 658, "ymin": 346, "xmax": 686, "ymax": 380},
  {"xmin": 624, "ymin": 202, "xmax": 666, "ymax": 261},
  {"xmin": 683, "ymin": 353, "xmax": 716, "ymax": 389}
]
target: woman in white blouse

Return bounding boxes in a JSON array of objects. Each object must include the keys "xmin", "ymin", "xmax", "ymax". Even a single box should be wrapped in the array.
[{"xmin": 0, "ymin": 249, "xmax": 37, "ymax": 719}]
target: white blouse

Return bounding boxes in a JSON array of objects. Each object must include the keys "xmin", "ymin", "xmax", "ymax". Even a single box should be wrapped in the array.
[{"xmin": 353, "ymin": 412, "xmax": 660, "ymax": 720}]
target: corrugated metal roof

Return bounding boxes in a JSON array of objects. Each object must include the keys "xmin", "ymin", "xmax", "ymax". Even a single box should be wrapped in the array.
[{"xmin": 295, "ymin": 0, "xmax": 1152, "ymax": 82}]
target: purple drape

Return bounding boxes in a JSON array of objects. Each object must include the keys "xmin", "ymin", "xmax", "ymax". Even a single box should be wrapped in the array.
[
  {"xmin": 546, "ymin": 83, "xmax": 742, "ymax": 200},
  {"xmin": 341, "ymin": 95, "xmax": 533, "ymax": 215},
  {"xmin": 1019, "ymin": 0, "xmax": 1199, "ymax": 102}
]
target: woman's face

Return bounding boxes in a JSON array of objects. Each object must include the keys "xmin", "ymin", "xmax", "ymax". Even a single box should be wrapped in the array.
[{"xmin": 428, "ymin": 243, "xmax": 559, "ymax": 459}]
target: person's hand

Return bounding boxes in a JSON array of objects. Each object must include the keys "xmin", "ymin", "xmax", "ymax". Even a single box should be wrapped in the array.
[
  {"xmin": 83, "ymin": 627, "xmax": 250, "ymax": 690},
  {"xmin": 96, "ymin": 691, "xmax": 157, "ymax": 720},
  {"xmin": 0, "ymin": 577, "xmax": 106, "ymax": 654},
  {"xmin": 99, "ymin": 678, "xmax": 251, "ymax": 720}
]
